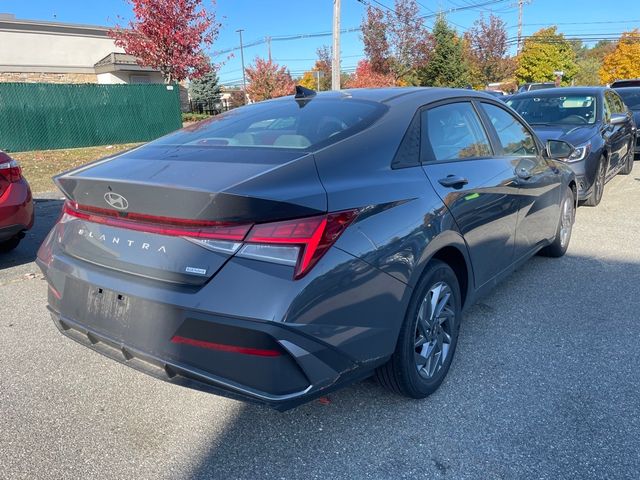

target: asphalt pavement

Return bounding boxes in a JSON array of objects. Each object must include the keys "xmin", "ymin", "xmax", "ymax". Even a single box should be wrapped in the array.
[{"xmin": 1, "ymin": 174, "xmax": 639, "ymax": 480}]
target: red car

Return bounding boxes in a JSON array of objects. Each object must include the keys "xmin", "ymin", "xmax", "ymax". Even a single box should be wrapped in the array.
[{"xmin": 0, "ymin": 151, "xmax": 33, "ymax": 252}]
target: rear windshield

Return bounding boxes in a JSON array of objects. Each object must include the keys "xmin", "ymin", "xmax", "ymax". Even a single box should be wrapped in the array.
[
  {"xmin": 507, "ymin": 95, "xmax": 597, "ymax": 126},
  {"xmin": 616, "ymin": 89, "xmax": 640, "ymax": 109},
  {"xmin": 154, "ymin": 98, "xmax": 387, "ymax": 150}
]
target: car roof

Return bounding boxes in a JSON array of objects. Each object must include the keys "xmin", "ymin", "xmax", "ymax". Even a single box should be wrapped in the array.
[
  {"xmin": 267, "ymin": 87, "xmax": 503, "ymax": 106},
  {"xmin": 510, "ymin": 86, "xmax": 607, "ymax": 98}
]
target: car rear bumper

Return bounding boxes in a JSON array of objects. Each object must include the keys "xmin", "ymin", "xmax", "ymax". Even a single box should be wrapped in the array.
[
  {"xmin": 37, "ymin": 253, "xmax": 394, "ymax": 410},
  {"xmin": 0, "ymin": 178, "xmax": 34, "ymax": 240}
]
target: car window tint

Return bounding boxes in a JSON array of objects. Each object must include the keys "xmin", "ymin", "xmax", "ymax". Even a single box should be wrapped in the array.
[
  {"xmin": 422, "ymin": 102, "xmax": 492, "ymax": 162},
  {"xmin": 154, "ymin": 99, "xmax": 387, "ymax": 151},
  {"xmin": 481, "ymin": 103, "xmax": 537, "ymax": 156}
]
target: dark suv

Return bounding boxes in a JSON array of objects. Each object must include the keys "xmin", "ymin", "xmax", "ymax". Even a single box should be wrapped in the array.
[{"xmin": 610, "ymin": 79, "xmax": 640, "ymax": 88}]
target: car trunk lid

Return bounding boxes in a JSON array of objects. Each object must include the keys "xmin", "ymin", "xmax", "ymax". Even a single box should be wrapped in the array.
[{"xmin": 53, "ymin": 145, "xmax": 327, "ymax": 285}]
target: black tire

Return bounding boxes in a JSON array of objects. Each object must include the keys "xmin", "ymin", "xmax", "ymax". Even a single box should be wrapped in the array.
[
  {"xmin": 584, "ymin": 157, "xmax": 606, "ymax": 207},
  {"xmin": 376, "ymin": 260, "xmax": 461, "ymax": 398},
  {"xmin": 0, "ymin": 236, "xmax": 21, "ymax": 253},
  {"xmin": 620, "ymin": 146, "xmax": 634, "ymax": 175},
  {"xmin": 539, "ymin": 186, "xmax": 575, "ymax": 258}
]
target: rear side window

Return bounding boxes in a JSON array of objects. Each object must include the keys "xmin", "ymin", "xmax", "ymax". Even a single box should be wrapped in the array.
[
  {"xmin": 153, "ymin": 98, "xmax": 387, "ymax": 150},
  {"xmin": 481, "ymin": 103, "xmax": 537, "ymax": 156},
  {"xmin": 422, "ymin": 102, "xmax": 492, "ymax": 162}
]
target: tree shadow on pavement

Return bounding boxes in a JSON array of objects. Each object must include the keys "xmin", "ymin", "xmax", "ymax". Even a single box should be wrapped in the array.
[{"xmin": 0, "ymin": 198, "xmax": 63, "ymax": 270}]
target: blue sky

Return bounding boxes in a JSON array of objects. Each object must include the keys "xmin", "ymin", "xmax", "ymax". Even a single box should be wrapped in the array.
[{"xmin": 2, "ymin": 0, "xmax": 640, "ymax": 85}]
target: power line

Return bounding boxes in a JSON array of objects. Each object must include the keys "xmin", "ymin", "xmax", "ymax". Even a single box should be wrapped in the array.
[
  {"xmin": 422, "ymin": 0, "xmax": 512, "ymax": 18},
  {"xmin": 507, "ymin": 19, "xmax": 640, "ymax": 29},
  {"xmin": 212, "ymin": 27, "xmax": 361, "ymax": 57},
  {"xmin": 214, "ymin": 0, "xmax": 509, "ymax": 58}
]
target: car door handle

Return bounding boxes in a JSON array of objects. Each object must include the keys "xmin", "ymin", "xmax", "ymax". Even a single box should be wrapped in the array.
[
  {"xmin": 516, "ymin": 166, "xmax": 532, "ymax": 180},
  {"xmin": 438, "ymin": 175, "xmax": 469, "ymax": 188}
]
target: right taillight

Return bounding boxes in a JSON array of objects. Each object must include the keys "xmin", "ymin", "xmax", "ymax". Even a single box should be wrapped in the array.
[
  {"xmin": 0, "ymin": 153, "xmax": 22, "ymax": 183},
  {"xmin": 237, "ymin": 209, "xmax": 359, "ymax": 279}
]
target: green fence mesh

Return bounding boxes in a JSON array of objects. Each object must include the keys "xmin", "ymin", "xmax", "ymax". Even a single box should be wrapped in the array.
[{"xmin": 0, "ymin": 83, "xmax": 182, "ymax": 152}]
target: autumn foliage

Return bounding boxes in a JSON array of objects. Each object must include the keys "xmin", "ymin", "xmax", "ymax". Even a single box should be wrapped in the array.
[
  {"xmin": 464, "ymin": 14, "xmax": 513, "ymax": 87},
  {"xmin": 599, "ymin": 30, "xmax": 640, "ymax": 85},
  {"xmin": 346, "ymin": 60, "xmax": 396, "ymax": 88},
  {"xmin": 360, "ymin": 0, "xmax": 431, "ymax": 84},
  {"xmin": 109, "ymin": 0, "xmax": 220, "ymax": 83},
  {"xmin": 299, "ymin": 47, "xmax": 333, "ymax": 91},
  {"xmin": 245, "ymin": 58, "xmax": 295, "ymax": 102}
]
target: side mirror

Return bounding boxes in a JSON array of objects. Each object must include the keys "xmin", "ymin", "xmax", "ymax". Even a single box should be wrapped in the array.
[
  {"xmin": 610, "ymin": 113, "xmax": 627, "ymax": 125},
  {"xmin": 546, "ymin": 139, "xmax": 575, "ymax": 159}
]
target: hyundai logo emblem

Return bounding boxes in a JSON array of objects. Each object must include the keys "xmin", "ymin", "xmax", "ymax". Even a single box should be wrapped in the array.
[{"xmin": 104, "ymin": 192, "xmax": 129, "ymax": 210}]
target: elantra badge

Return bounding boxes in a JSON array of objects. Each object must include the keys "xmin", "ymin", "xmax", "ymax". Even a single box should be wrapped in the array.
[{"xmin": 104, "ymin": 192, "xmax": 129, "ymax": 210}]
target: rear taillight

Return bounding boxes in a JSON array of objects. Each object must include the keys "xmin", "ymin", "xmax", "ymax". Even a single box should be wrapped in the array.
[
  {"xmin": 63, "ymin": 200, "xmax": 359, "ymax": 279},
  {"xmin": 237, "ymin": 210, "xmax": 359, "ymax": 279},
  {"xmin": 0, "ymin": 153, "xmax": 22, "ymax": 183}
]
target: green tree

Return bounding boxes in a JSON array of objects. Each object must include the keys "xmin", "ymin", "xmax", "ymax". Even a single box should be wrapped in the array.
[
  {"xmin": 419, "ymin": 16, "xmax": 470, "ymax": 88},
  {"xmin": 574, "ymin": 57, "xmax": 602, "ymax": 85},
  {"xmin": 516, "ymin": 27, "xmax": 578, "ymax": 85},
  {"xmin": 573, "ymin": 40, "xmax": 615, "ymax": 85},
  {"xmin": 189, "ymin": 68, "xmax": 221, "ymax": 104}
]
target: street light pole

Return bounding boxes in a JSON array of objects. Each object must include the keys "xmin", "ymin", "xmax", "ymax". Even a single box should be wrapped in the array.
[
  {"xmin": 331, "ymin": 0, "xmax": 341, "ymax": 90},
  {"xmin": 236, "ymin": 29, "xmax": 247, "ymax": 104}
]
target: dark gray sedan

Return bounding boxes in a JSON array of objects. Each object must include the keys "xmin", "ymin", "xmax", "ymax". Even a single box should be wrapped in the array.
[{"xmin": 37, "ymin": 87, "xmax": 576, "ymax": 410}]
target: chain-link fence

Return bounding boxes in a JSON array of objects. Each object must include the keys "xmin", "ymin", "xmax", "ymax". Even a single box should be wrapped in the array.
[{"xmin": 0, "ymin": 83, "xmax": 182, "ymax": 152}]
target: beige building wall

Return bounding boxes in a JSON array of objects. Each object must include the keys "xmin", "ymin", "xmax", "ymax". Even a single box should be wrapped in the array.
[{"xmin": 0, "ymin": 16, "xmax": 122, "ymax": 83}]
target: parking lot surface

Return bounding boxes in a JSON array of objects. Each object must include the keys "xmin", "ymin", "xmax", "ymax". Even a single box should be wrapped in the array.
[{"xmin": 1, "ymin": 175, "xmax": 639, "ymax": 480}]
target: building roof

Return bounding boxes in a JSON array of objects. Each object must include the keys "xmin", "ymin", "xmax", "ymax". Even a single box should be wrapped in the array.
[{"xmin": 94, "ymin": 53, "xmax": 159, "ymax": 74}]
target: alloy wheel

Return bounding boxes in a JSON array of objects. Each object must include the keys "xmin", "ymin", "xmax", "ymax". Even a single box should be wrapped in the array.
[
  {"xmin": 559, "ymin": 193, "xmax": 574, "ymax": 248},
  {"xmin": 594, "ymin": 161, "xmax": 605, "ymax": 204},
  {"xmin": 414, "ymin": 282, "xmax": 455, "ymax": 379}
]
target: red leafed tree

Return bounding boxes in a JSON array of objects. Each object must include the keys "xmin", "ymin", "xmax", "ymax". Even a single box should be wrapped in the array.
[
  {"xmin": 109, "ymin": 0, "xmax": 221, "ymax": 83},
  {"xmin": 245, "ymin": 58, "xmax": 295, "ymax": 102},
  {"xmin": 346, "ymin": 60, "xmax": 396, "ymax": 88},
  {"xmin": 464, "ymin": 14, "xmax": 514, "ymax": 85}
]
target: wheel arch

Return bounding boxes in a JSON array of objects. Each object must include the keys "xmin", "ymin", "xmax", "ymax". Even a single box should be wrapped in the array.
[
  {"xmin": 431, "ymin": 246, "xmax": 471, "ymax": 309},
  {"xmin": 412, "ymin": 231, "xmax": 474, "ymax": 310}
]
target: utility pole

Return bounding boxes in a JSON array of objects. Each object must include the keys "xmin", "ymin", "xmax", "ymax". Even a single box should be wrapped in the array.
[
  {"xmin": 266, "ymin": 36, "xmax": 272, "ymax": 62},
  {"xmin": 516, "ymin": 0, "xmax": 531, "ymax": 54},
  {"xmin": 331, "ymin": 0, "xmax": 341, "ymax": 90},
  {"xmin": 236, "ymin": 29, "xmax": 247, "ymax": 104}
]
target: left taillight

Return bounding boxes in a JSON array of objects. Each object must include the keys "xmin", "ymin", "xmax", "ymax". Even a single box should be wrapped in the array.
[
  {"xmin": 237, "ymin": 209, "xmax": 359, "ymax": 279},
  {"xmin": 0, "ymin": 154, "xmax": 22, "ymax": 183}
]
